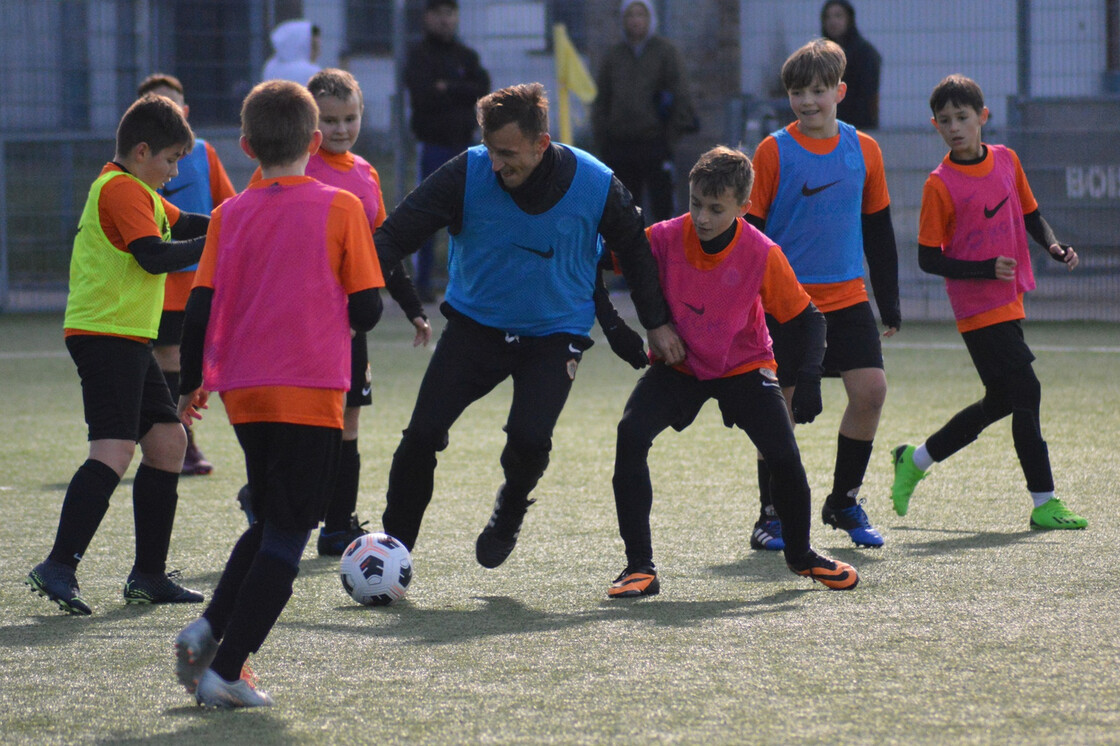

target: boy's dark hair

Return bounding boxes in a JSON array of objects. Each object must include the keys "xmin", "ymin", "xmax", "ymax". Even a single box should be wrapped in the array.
[
  {"xmin": 307, "ymin": 68, "xmax": 364, "ymax": 108},
  {"xmin": 689, "ymin": 146, "xmax": 754, "ymax": 203},
  {"xmin": 477, "ymin": 83, "xmax": 548, "ymax": 138},
  {"xmin": 137, "ymin": 73, "xmax": 184, "ymax": 98},
  {"xmin": 116, "ymin": 94, "xmax": 194, "ymax": 158},
  {"xmin": 781, "ymin": 38, "xmax": 846, "ymax": 91},
  {"xmin": 929, "ymin": 74, "xmax": 985, "ymax": 115},
  {"xmin": 241, "ymin": 80, "xmax": 319, "ymax": 168}
]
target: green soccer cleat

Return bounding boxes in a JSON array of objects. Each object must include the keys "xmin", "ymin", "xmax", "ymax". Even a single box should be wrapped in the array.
[
  {"xmin": 890, "ymin": 444, "xmax": 927, "ymax": 516},
  {"xmin": 1029, "ymin": 498, "xmax": 1087, "ymax": 530}
]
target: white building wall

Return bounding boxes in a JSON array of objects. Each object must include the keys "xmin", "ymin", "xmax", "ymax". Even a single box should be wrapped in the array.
[{"xmin": 739, "ymin": 0, "xmax": 1108, "ymax": 129}]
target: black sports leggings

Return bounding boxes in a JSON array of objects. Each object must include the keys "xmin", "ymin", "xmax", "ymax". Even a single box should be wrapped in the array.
[{"xmin": 925, "ymin": 363, "xmax": 1053, "ymax": 493}]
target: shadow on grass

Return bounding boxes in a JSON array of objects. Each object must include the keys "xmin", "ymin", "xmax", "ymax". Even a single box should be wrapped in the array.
[
  {"xmin": 287, "ymin": 588, "xmax": 812, "ymax": 645},
  {"xmin": 98, "ymin": 711, "xmax": 293, "ymax": 745},
  {"xmin": 889, "ymin": 525, "xmax": 1034, "ymax": 555},
  {"xmin": 707, "ymin": 546, "xmax": 887, "ymax": 583},
  {"xmin": 0, "ymin": 601, "xmax": 161, "ymax": 648}
]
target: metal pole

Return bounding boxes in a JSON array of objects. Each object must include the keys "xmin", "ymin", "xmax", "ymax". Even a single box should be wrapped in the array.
[
  {"xmin": 1106, "ymin": 0, "xmax": 1120, "ymax": 92},
  {"xmin": 0, "ymin": 138, "xmax": 8, "ymax": 312},
  {"xmin": 391, "ymin": 0, "xmax": 409, "ymax": 207},
  {"xmin": 1016, "ymin": 0, "xmax": 1031, "ymax": 98}
]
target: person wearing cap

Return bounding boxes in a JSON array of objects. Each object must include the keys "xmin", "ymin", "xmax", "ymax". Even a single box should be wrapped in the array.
[{"xmin": 403, "ymin": 0, "xmax": 491, "ymax": 303}]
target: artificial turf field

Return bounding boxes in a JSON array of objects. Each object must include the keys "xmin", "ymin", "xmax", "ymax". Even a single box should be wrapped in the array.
[{"xmin": 1, "ymin": 309, "xmax": 1118, "ymax": 744}]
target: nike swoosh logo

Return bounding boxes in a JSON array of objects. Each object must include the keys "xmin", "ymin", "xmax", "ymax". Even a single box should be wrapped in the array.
[
  {"xmin": 512, "ymin": 244, "xmax": 555, "ymax": 259},
  {"xmin": 762, "ymin": 380, "xmax": 781, "ymax": 388},
  {"xmin": 568, "ymin": 344, "xmax": 581, "ymax": 354},
  {"xmin": 361, "ymin": 386, "xmax": 372, "ymax": 396},
  {"xmin": 683, "ymin": 302, "xmax": 705, "ymax": 315},
  {"xmin": 984, "ymin": 195, "xmax": 1010, "ymax": 219},
  {"xmin": 801, "ymin": 179, "xmax": 842, "ymax": 197},
  {"xmin": 162, "ymin": 183, "xmax": 190, "ymax": 197}
]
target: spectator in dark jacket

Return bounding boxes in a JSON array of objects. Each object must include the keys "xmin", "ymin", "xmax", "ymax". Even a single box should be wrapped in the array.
[
  {"xmin": 821, "ymin": 0, "xmax": 882, "ymax": 130},
  {"xmin": 404, "ymin": 0, "xmax": 491, "ymax": 303},
  {"xmin": 592, "ymin": 0, "xmax": 696, "ymax": 225}
]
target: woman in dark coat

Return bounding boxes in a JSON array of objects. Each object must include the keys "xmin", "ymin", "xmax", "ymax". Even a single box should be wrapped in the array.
[{"xmin": 821, "ymin": 0, "xmax": 882, "ymax": 129}]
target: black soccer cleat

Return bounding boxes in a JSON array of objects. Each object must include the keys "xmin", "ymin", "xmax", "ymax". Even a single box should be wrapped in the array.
[{"xmin": 475, "ymin": 491, "xmax": 535, "ymax": 569}]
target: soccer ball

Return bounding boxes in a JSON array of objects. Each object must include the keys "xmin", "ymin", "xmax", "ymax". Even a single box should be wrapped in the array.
[{"xmin": 339, "ymin": 532, "xmax": 413, "ymax": 606}]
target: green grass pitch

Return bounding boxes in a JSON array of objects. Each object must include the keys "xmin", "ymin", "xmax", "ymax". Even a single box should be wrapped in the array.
[{"xmin": 2, "ymin": 310, "xmax": 1119, "ymax": 744}]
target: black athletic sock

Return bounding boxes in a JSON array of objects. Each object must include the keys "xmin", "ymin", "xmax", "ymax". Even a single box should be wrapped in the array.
[
  {"xmin": 323, "ymin": 438, "xmax": 360, "ymax": 531},
  {"xmin": 48, "ymin": 459, "xmax": 120, "ymax": 568},
  {"xmin": 209, "ymin": 553, "xmax": 299, "ymax": 682},
  {"xmin": 204, "ymin": 522, "xmax": 264, "ymax": 640},
  {"xmin": 826, "ymin": 435, "xmax": 874, "ymax": 509},
  {"xmin": 757, "ymin": 459, "xmax": 774, "ymax": 518},
  {"xmin": 131, "ymin": 464, "xmax": 180, "ymax": 575}
]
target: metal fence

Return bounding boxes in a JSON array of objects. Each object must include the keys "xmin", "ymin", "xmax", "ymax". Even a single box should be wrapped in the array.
[{"xmin": 1, "ymin": 0, "xmax": 1117, "ymax": 320}]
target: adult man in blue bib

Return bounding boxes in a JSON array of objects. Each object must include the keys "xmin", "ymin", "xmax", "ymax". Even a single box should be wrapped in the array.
[{"xmin": 372, "ymin": 82, "xmax": 684, "ymax": 569}]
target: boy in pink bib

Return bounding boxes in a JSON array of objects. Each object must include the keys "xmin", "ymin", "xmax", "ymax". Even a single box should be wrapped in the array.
[
  {"xmin": 173, "ymin": 80, "xmax": 385, "ymax": 708},
  {"xmin": 607, "ymin": 146, "xmax": 860, "ymax": 598},
  {"xmin": 891, "ymin": 74, "xmax": 1086, "ymax": 531}
]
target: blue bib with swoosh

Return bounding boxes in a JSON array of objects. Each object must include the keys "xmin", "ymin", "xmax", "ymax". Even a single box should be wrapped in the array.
[
  {"xmin": 765, "ymin": 122, "xmax": 865, "ymax": 283},
  {"xmin": 159, "ymin": 138, "xmax": 213, "ymax": 273},
  {"xmin": 445, "ymin": 144, "xmax": 611, "ymax": 335}
]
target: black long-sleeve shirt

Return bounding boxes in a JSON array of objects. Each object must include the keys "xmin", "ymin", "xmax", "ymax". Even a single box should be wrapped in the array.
[
  {"xmin": 373, "ymin": 143, "xmax": 673, "ymax": 331},
  {"xmin": 128, "ymin": 211, "xmax": 209, "ymax": 275},
  {"xmin": 404, "ymin": 34, "xmax": 491, "ymax": 149}
]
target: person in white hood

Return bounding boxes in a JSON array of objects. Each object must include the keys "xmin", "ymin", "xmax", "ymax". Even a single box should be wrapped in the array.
[{"xmin": 262, "ymin": 19, "xmax": 321, "ymax": 84}]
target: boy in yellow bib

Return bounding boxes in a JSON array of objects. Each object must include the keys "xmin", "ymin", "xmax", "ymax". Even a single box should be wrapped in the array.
[{"xmin": 26, "ymin": 94, "xmax": 210, "ymax": 615}]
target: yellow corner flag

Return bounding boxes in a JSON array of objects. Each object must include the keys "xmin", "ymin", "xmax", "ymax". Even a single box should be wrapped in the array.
[{"xmin": 553, "ymin": 23, "xmax": 597, "ymax": 144}]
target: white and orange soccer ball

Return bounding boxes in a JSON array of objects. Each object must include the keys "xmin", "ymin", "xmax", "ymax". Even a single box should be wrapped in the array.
[{"xmin": 339, "ymin": 532, "xmax": 413, "ymax": 606}]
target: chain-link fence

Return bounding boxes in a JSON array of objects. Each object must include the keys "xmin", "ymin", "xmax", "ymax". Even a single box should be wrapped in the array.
[{"xmin": 2, "ymin": 0, "xmax": 1117, "ymax": 320}]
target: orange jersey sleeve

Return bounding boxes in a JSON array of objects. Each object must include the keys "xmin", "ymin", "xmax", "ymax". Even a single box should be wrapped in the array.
[
  {"xmin": 329, "ymin": 190, "xmax": 385, "ymax": 293},
  {"xmin": 857, "ymin": 132, "xmax": 891, "ymax": 214},
  {"xmin": 918, "ymin": 172, "xmax": 954, "ymax": 248},
  {"xmin": 366, "ymin": 163, "xmax": 387, "ymax": 231},
  {"xmin": 1008, "ymin": 148, "xmax": 1039, "ymax": 213},
  {"xmin": 204, "ymin": 142, "xmax": 237, "ymax": 206},
  {"xmin": 759, "ymin": 244, "xmax": 812, "ymax": 323},
  {"xmin": 191, "ymin": 207, "xmax": 221, "ymax": 290},
  {"xmin": 97, "ymin": 164, "xmax": 180, "ymax": 252},
  {"xmin": 747, "ymin": 136, "xmax": 780, "ymax": 220}
]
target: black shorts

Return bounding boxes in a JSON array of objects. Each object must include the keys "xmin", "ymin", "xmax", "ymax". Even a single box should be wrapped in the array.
[
  {"xmin": 155, "ymin": 310, "xmax": 185, "ymax": 347},
  {"xmin": 234, "ymin": 422, "xmax": 341, "ymax": 531},
  {"xmin": 66, "ymin": 334, "xmax": 180, "ymax": 442},
  {"xmin": 346, "ymin": 332, "xmax": 372, "ymax": 408},
  {"xmin": 962, "ymin": 319, "xmax": 1036, "ymax": 386},
  {"xmin": 769, "ymin": 301, "xmax": 883, "ymax": 387}
]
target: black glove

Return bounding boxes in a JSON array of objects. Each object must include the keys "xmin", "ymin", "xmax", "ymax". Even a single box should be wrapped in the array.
[
  {"xmin": 1050, "ymin": 244, "xmax": 1074, "ymax": 263},
  {"xmin": 604, "ymin": 322, "xmax": 649, "ymax": 369},
  {"xmin": 790, "ymin": 374, "xmax": 822, "ymax": 424}
]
